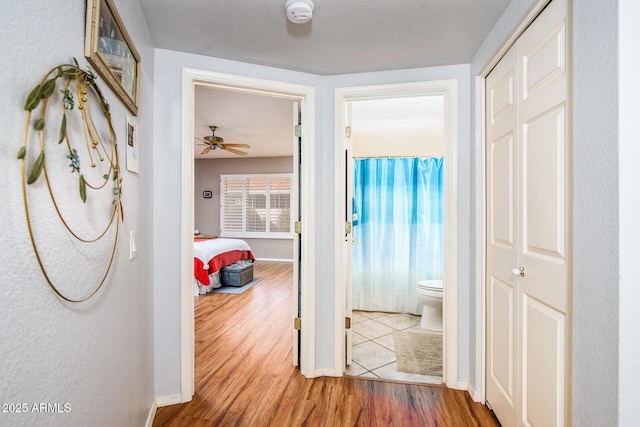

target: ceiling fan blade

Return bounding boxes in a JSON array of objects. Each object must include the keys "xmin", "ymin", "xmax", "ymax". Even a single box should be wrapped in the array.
[
  {"xmin": 201, "ymin": 147, "xmax": 212, "ymax": 155},
  {"xmin": 195, "ymin": 137, "xmax": 208, "ymax": 144},
  {"xmin": 223, "ymin": 147, "xmax": 248, "ymax": 156},
  {"xmin": 221, "ymin": 143, "xmax": 251, "ymax": 148}
]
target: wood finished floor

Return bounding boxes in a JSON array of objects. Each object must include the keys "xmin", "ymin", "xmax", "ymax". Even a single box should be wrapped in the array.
[{"xmin": 153, "ymin": 262, "xmax": 499, "ymax": 427}]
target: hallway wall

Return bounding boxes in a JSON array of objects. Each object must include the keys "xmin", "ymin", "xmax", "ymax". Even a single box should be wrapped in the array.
[{"xmin": 0, "ymin": 1, "xmax": 156, "ymax": 426}]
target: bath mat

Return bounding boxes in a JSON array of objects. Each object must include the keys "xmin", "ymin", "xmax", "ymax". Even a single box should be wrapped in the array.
[
  {"xmin": 393, "ymin": 329, "xmax": 442, "ymax": 376},
  {"xmin": 209, "ymin": 278, "xmax": 263, "ymax": 295}
]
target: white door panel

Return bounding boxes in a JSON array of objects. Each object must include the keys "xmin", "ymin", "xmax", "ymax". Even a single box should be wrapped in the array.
[
  {"xmin": 488, "ymin": 275, "xmax": 516, "ymax": 405},
  {"xmin": 522, "ymin": 105, "xmax": 566, "ymax": 260},
  {"xmin": 486, "ymin": 0, "xmax": 570, "ymax": 425},
  {"xmin": 486, "ymin": 42, "xmax": 518, "ymax": 427},
  {"xmin": 521, "ymin": 294, "xmax": 566, "ymax": 427},
  {"xmin": 490, "ymin": 133, "xmax": 515, "ymax": 248}
]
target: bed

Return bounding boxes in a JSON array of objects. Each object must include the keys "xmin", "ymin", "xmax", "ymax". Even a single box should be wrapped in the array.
[{"xmin": 193, "ymin": 238, "xmax": 255, "ymax": 296}]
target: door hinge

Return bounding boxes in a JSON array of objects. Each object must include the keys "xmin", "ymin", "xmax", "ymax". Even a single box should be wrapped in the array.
[
  {"xmin": 345, "ymin": 221, "xmax": 352, "ymax": 234},
  {"xmin": 294, "ymin": 221, "xmax": 302, "ymax": 234},
  {"xmin": 294, "ymin": 317, "xmax": 302, "ymax": 330},
  {"xmin": 345, "ymin": 317, "xmax": 351, "ymax": 329},
  {"xmin": 345, "ymin": 126, "xmax": 352, "ymax": 138},
  {"xmin": 295, "ymin": 124, "xmax": 302, "ymax": 138}
]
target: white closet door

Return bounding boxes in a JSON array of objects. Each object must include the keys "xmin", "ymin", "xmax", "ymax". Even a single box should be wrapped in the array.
[
  {"xmin": 486, "ymin": 43, "xmax": 519, "ymax": 427},
  {"xmin": 517, "ymin": 0, "xmax": 569, "ymax": 424},
  {"xmin": 486, "ymin": 0, "xmax": 570, "ymax": 425}
]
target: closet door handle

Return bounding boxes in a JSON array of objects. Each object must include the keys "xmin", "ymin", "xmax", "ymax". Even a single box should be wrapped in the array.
[{"xmin": 512, "ymin": 267, "xmax": 525, "ymax": 277}]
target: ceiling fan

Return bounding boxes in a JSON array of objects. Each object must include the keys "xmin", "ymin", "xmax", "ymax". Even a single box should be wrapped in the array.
[{"xmin": 195, "ymin": 125, "xmax": 251, "ymax": 156}]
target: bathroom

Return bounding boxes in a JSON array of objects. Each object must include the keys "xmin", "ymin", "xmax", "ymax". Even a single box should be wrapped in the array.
[{"xmin": 345, "ymin": 95, "xmax": 445, "ymax": 384}]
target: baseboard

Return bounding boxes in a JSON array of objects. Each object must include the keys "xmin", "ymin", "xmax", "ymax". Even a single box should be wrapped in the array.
[
  {"xmin": 314, "ymin": 368, "xmax": 341, "ymax": 378},
  {"xmin": 454, "ymin": 380, "xmax": 469, "ymax": 391},
  {"xmin": 254, "ymin": 258, "xmax": 293, "ymax": 263},
  {"xmin": 145, "ymin": 399, "xmax": 157, "ymax": 427},
  {"xmin": 156, "ymin": 394, "xmax": 183, "ymax": 407},
  {"xmin": 468, "ymin": 384, "xmax": 483, "ymax": 403}
]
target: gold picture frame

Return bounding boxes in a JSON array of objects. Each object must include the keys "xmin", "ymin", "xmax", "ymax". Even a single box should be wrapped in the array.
[{"xmin": 85, "ymin": 0, "xmax": 140, "ymax": 115}]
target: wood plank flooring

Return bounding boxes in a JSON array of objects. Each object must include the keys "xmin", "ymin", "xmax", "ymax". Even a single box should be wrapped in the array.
[{"xmin": 153, "ymin": 262, "xmax": 499, "ymax": 427}]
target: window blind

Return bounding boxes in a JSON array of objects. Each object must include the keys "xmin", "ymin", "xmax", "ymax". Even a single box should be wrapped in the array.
[{"xmin": 220, "ymin": 174, "xmax": 292, "ymax": 239}]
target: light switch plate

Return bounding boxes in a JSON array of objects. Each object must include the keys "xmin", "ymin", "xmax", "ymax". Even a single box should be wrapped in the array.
[{"xmin": 129, "ymin": 230, "xmax": 137, "ymax": 260}]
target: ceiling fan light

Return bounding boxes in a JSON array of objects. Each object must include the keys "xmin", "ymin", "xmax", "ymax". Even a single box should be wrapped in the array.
[{"xmin": 204, "ymin": 135, "xmax": 224, "ymax": 143}]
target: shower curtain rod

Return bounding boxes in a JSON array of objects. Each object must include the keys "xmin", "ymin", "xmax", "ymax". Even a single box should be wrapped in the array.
[{"xmin": 352, "ymin": 154, "xmax": 443, "ymax": 159}]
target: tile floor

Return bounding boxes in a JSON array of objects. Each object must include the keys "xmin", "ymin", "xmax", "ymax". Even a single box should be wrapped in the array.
[{"xmin": 346, "ymin": 310, "xmax": 443, "ymax": 385}]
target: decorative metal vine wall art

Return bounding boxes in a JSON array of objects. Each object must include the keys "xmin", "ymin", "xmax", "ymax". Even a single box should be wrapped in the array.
[{"xmin": 18, "ymin": 59, "xmax": 124, "ymax": 302}]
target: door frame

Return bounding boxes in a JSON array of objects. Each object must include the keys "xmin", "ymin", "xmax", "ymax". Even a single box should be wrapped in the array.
[
  {"xmin": 477, "ymin": 0, "xmax": 560, "ymax": 406},
  {"xmin": 179, "ymin": 68, "xmax": 317, "ymax": 400},
  {"xmin": 334, "ymin": 80, "xmax": 460, "ymax": 387}
]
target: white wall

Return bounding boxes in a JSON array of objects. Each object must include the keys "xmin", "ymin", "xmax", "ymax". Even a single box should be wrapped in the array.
[
  {"xmin": 619, "ymin": 2, "xmax": 640, "ymax": 424},
  {"xmin": 194, "ymin": 156, "xmax": 294, "ymax": 260},
  {"xmin": 152, "ymin": 47, "xmax": 472, "ymax": 396},
  {"xmin": 0, "ymin": 1, "xmax": 155, "ymax": 426},
  {"xmin": 470, "ymin": 0, "xmax": 626, "ymax": 424},
  {"xmin": 571, "ymin": 1, "xmax": 619, "ymax": 424},
  {"xmin": 351, "ymin": 96, "xmax": 445, "ymax": 157}
]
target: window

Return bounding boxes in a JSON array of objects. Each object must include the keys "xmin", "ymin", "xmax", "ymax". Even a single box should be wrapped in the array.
[{"xmin": 220, "ymin": 174, "xmax": 292, "ymax": 239}]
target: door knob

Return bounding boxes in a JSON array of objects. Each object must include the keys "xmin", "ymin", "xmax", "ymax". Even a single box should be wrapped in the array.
[{"xmin": 512, "ymin": 267, "xmax": 525, "ymax": 277}]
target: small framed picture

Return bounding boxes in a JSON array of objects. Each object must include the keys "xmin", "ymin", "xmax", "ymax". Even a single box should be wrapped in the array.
[
  {"xmin": 126, "ymin": 115, "xmax": 139, "ymax": 173},
  {"xmin": 85, "ymin": 0, "xmax": 140, "ymax": 115},
  {"xmin": 203, "ymin": 190, "xmax": 212, "ymax": 199}
]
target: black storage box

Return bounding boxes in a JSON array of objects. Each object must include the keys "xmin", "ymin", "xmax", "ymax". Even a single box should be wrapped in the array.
[{"xmin": 220, "ymin": 262, "xmax": 254, "ymax": 287}]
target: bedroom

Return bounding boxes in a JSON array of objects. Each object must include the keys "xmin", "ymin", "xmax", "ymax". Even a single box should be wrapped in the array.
[{"xmin": 192, "ymin": 85, "xmax": 297, "ymax": 297}]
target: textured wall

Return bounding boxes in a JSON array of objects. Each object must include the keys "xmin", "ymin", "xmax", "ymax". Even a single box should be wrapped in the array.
[
  {"xmin": 194, "ymin": 156, "xmax": 294, "ymax": 260},
  {"xmin": 0, "ymin": 1, "xmax": 155, "ymax": 426},
  {"xmin": 572, "ymin": 0, "xmax": 619, "ymax": 425}
]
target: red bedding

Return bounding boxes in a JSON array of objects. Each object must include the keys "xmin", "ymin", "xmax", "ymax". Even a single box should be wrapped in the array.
[{"xmin": 193, "ymin": 250, "xmax": 254, "ymax": 286}]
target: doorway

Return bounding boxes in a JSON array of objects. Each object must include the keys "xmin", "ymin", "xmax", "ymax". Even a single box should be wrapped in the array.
[
  {"xmin": 179, "ymin": 69, "xmax": 316, "ymax": 401},
  {"xmin": 334, "ymin": 80, "xmax": 460, "ymax": 387},
  {"xmin": 346, "ymin": 96, "xmax": 445, "ymax": 383}
]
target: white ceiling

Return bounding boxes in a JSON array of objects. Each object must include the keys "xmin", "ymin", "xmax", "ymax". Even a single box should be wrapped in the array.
[
  {"xmin": 139, "ymin": 0, "xmax": 512, "ymax": 75},
  {"xmin": 194, "ymin": 86, "xmax": 295, "ymax": 159},
  {"xmin": 140, "ymin": 0, "xmax": 513, "ymax": 158}
]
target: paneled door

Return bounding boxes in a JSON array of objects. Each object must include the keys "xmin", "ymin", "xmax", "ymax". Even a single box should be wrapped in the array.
[
  {"xmin": 486, "ymin": 41, "xmax": 519, "ymax": 427},
  {"xmin": 486, "ymin": 0, "xmax": 571, "ymax": 425}
]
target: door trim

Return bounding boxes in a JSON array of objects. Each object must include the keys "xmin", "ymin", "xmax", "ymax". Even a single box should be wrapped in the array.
[
  {"xmin": 334, "ymin": 80, "xmax": 459, "ymax": 387},
  {"xmin": 179, "ymin": 68, "xmax": 317, "ymax": 401}
]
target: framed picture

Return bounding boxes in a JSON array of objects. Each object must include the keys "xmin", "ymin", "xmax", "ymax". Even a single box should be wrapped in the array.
[
  {"xmin": 203, "ymin": 191, "xmax": 212, "ymax": 199},
  {"xmin": 126, "ymin": 115, "xmax": 139, "ymax": 173},
  {"xmin": 85, "ymin": 0, "xmax": 140, "ymax": 115}
]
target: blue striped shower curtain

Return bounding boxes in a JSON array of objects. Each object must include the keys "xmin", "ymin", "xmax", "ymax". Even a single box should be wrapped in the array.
[{"xmin": 352, "ymin": 157, "xmax": 443, "ymax": 315}]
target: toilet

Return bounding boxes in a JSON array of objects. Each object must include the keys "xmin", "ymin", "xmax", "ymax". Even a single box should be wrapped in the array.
[{"xmin": 416, "ymin": 280, "xmax": 443, "ymax": 331}]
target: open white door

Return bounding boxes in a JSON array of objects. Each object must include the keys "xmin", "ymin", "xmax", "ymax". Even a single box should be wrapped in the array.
[
  {"xmin": 344, "ymin": 102, "xmax": 354, "ymax": 368},
  {"xmin": 292, "ymin": 101, "xmax": 302, "ymax": 367}
]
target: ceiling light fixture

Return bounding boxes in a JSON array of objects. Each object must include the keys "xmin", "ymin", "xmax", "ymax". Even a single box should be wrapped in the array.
[{"xmin": 285, "ymin": 0, "xmax": 314, "ymax": 24}]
